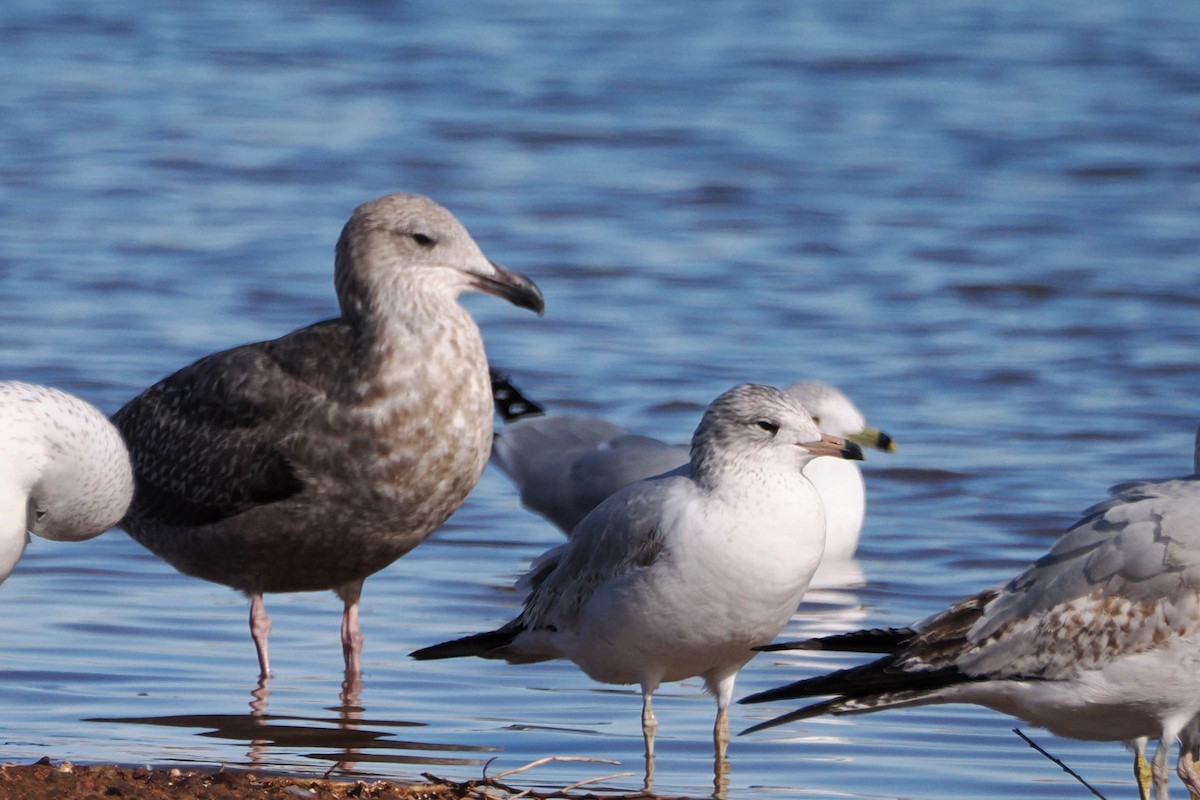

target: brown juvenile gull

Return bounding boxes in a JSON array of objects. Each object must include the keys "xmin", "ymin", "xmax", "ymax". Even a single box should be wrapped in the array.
[
  {"xmin": 741, "ymin": 423, "xmax": 1200, "ymax": 800},
  {"xmin": 488, "ymin": 371, "xmax": 894, "ymax": 578},
  {"xmin": 1, "ymin": 381, "xmax": 134, "ymax": 584},
  {"xmin": 414, "ymin": 384, "xmax": 863, "ymax": 785},
  {"xmin": 113, "ymin": 193, "xmax": 544, "ymax": 678}
]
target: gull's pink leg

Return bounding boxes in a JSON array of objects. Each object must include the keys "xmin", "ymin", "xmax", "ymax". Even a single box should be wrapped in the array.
[
  {"xmin": 336, "ymin": 579, "xmax": 365, "ymax": 677},
  {"xmin": 1178, "ymin": 745, "xmax": 1200, "ymax": 800},
  {"xmin": 249, "ymin": 593, "xmax": 272, "ymax": 678}
]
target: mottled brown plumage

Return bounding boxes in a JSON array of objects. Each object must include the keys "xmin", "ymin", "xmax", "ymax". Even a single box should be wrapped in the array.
[{"xmin": 114, "ymin": 193, "xmax": 543, "ymax": 678}]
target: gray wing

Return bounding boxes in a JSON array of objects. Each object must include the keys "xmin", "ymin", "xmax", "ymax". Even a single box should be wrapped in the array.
[
  {"xmin": 517, "ymin": 472, "xmax": 688, "ymax": 631},
  {"xmin": 909, "ymin": 475, "xmax": 1200, "ymax": 679},
  {"xmin": 491, "ymin": 413, "xmax": 686, "ymax": 532},
  {"xmin": 567, "ymin": 436, "xmax": 689, "ymax": 528},
  {"xmin": 114, "ymin": 321, "xmax": 349, "ymax": 528}
]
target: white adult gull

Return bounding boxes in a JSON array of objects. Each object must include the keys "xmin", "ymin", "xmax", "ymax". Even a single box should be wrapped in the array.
[
  {"xmin": 488, "ymin": 371, "xmax": 895, "ymax": 568},
  {"xmin": 742, "ymin": 423, "xmax": 1200, "ymax": 800},
  {"xmin": 0, "ymin": 381, "xmax": 133, "ymax": 584},
  {"xmin": 414, "ymin": 383, "xmax": 864, "ymax": 784},
  {"xmin": 113, "ymin": 193, "xmax": 544, "ymax": 679}
]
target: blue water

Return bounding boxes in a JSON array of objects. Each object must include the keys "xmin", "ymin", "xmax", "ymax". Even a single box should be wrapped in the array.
[{"xmin": 2, "ymin": 1, "xmax": 1199, "ymax": 798}]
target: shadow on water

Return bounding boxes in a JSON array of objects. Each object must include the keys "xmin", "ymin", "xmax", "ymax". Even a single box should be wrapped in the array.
[{"xmin": 87, "ymin": 677, "xmax": 500, "ymax": 777}]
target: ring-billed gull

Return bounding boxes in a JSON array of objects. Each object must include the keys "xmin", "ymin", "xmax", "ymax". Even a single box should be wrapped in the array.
[
  {"xmin": 489, "ymin": 371, "xmax": 894, "ymax": 570},
  {"xmin": 742, "ymin": 424, "xmax": 1200, "ymax": 800},
  {"xmin": 414, "ymin": 384, "xmax": 864, "ymax": 786},
  {"xmin": 1, "ymin": 381, "xmax": 133, "ymax": 584},
  {"xmin": 113, "ymin": 193, "xmax": 544, "ymax": 679}
]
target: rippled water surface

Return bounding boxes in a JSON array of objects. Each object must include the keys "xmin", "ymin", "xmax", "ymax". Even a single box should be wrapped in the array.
[{"xmin": 2, "ymin": 2, "xmax": 1199, "ymax": 798}]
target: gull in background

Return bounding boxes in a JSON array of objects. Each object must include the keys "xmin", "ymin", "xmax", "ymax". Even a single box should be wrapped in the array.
[
  {"xmin": 742, "ymin": 423, "xmax": 1200, "ymax": 800},
  {"xmin": 414, "ymin": 383, "xmax": 864, "ymax": 790},
  {"xmin": 488, "ymin": 370, "xmax": 894, "ymax": 583}
]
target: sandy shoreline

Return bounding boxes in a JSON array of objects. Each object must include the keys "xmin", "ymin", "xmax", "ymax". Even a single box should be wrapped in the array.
[{"xmin": 0, "ymin": 758, "xmax": 687, "ymax": 800}]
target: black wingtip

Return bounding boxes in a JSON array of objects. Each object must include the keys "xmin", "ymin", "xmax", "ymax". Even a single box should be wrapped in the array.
[
  {"xmin": 741, "ymin": 695, "xmax": 851, "ymax": 735},
  {"xmin": 756, "ymin": 627, "xmax": 916, "ymax": 655},
  {"xmin": 410, "ymin": 627, "xmax": 519, "ymax": 661},
  {"xmin": 755, "ymin": 639, "xmax": 815, "ymax": 653},
  {"xmin": 489, "ymin": 369, "xmax": 546, "ymax": 422},
  {"xmin": 740, "ymin": 703, "xmax": 830, "ymax": 735},
  {"xmin": 739, "ymin": 679, "xmax": 813, "ymax": 706}
]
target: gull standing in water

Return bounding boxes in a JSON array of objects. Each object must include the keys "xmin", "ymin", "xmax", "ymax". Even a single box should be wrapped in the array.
[
  {"xmin": 414, "ymin": 384, "xmax": 864, "ymax": 788},
  {"xmin": 0, "ymin": 381, "xmax": 133, "ymax": 584},
  {"xmin": 113, "ymin": 193, "xmax": 544, "ymax": 679},
  {"xmin": 489, "ymin": 371, "xmax": 894, "ymax": 581},
  {"xmin": 742, "ymin": 423, "xmax": 1200, "ymax": 800}
]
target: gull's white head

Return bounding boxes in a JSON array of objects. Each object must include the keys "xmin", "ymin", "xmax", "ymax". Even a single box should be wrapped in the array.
[
  {"xmin": 0, "ymin": 382, "xmax": 134, "ymax": 583},
  {"xmin": 785, "ymin": 381, "xmax": 896, "ymax": 454},
  {"xmin": 690, "ymin": 384, "xmax": 864, "ymax": 478}
]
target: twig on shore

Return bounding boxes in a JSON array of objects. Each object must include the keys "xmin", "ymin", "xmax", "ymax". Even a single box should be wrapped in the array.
[
  {"xmin": 556, "ymin": 772, "xmax": 639, "ymax": 794},
  {"xmin": 425, "ymin": 753, "xmax": 663, "ymax": 799},
  {"xmin": 490, "ymin": 756, "xmax": 621, "ymax": 782},
  {"xmin": 507, "ymin": 771, "xmax": 639, "ymax": 799}
]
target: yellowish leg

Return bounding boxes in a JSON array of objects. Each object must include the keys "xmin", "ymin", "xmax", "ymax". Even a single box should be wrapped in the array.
[
  {"xmin": 714, "ymin": 705, "xmax": 730, "ymax": 762},
  {"xmin": 713, "ymin": 705, "xmax": 731, "ymax": 800},
  {"xmin": 1133, "ymin": 738, "xmax": 1152, "ymax": 800},
  {"xmin": 710, "ymin": 673, "xmax": 735, "ymax": 800}
]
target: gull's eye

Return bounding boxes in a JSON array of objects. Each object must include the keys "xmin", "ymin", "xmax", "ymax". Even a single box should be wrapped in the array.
[
  {"xmin": 756, "ymin": 420, "xmax": 779, "ymax": 435},
  {"xmin": 411, "ymin": 233, "xmax": 437, "ymax": 247},
  {"xmin": 811, "ymin": 415, "xmax": 821, "ymax": 425}
]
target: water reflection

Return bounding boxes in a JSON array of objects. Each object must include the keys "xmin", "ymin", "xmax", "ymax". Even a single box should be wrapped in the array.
[
  {"xmin": 88, "ymin": 678, "xmax": 499, "ymax": 775},
  {"xmin": 713, "ymin": 747, "xmax": 731, "ymax": 800}
]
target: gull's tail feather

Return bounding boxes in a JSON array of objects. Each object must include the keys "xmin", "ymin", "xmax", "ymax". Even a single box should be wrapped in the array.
[
  {"xmin": 490, "ymin": 369, "xmax": 545, "ymax": 422},
  {"xmin": 411, "ymin": 627, "xmax": 521, "ymax": 660},
  {"xmin": 757, "ymin": 626, "xmax": 916, "ymax": 654}
]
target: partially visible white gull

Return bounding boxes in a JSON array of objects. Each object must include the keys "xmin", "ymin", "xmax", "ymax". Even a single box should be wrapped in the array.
[
  {"xmin": 742, "ymin": 423, "xmax": 1200, "ymax": 800},
  {"xmin": 0, "ymin": 381, "xmax": 133, "ymax": 584},
  {"xmin": 489, "ymin": 371, "xmax": 895, "ymax": 565},
  {"xmin": 113, "ymin": 193, "xmax": 544, "ymax": 679},
  {"xmin": 414, "ymin": 384, "xmax": 864, "ymax": 785}
]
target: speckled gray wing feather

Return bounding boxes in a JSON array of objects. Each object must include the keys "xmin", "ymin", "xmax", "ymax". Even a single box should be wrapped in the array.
[
  {"xmin": 968, "ymin": 478, "xmax": 1200, "ymax": 631},
  {"xmin": 921, "ymin": 476, "xmax": 1200, "ymax": 679},
  {"xmin": 113, "ymin": 321, "xmax": 350, "ymax": 527}
]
